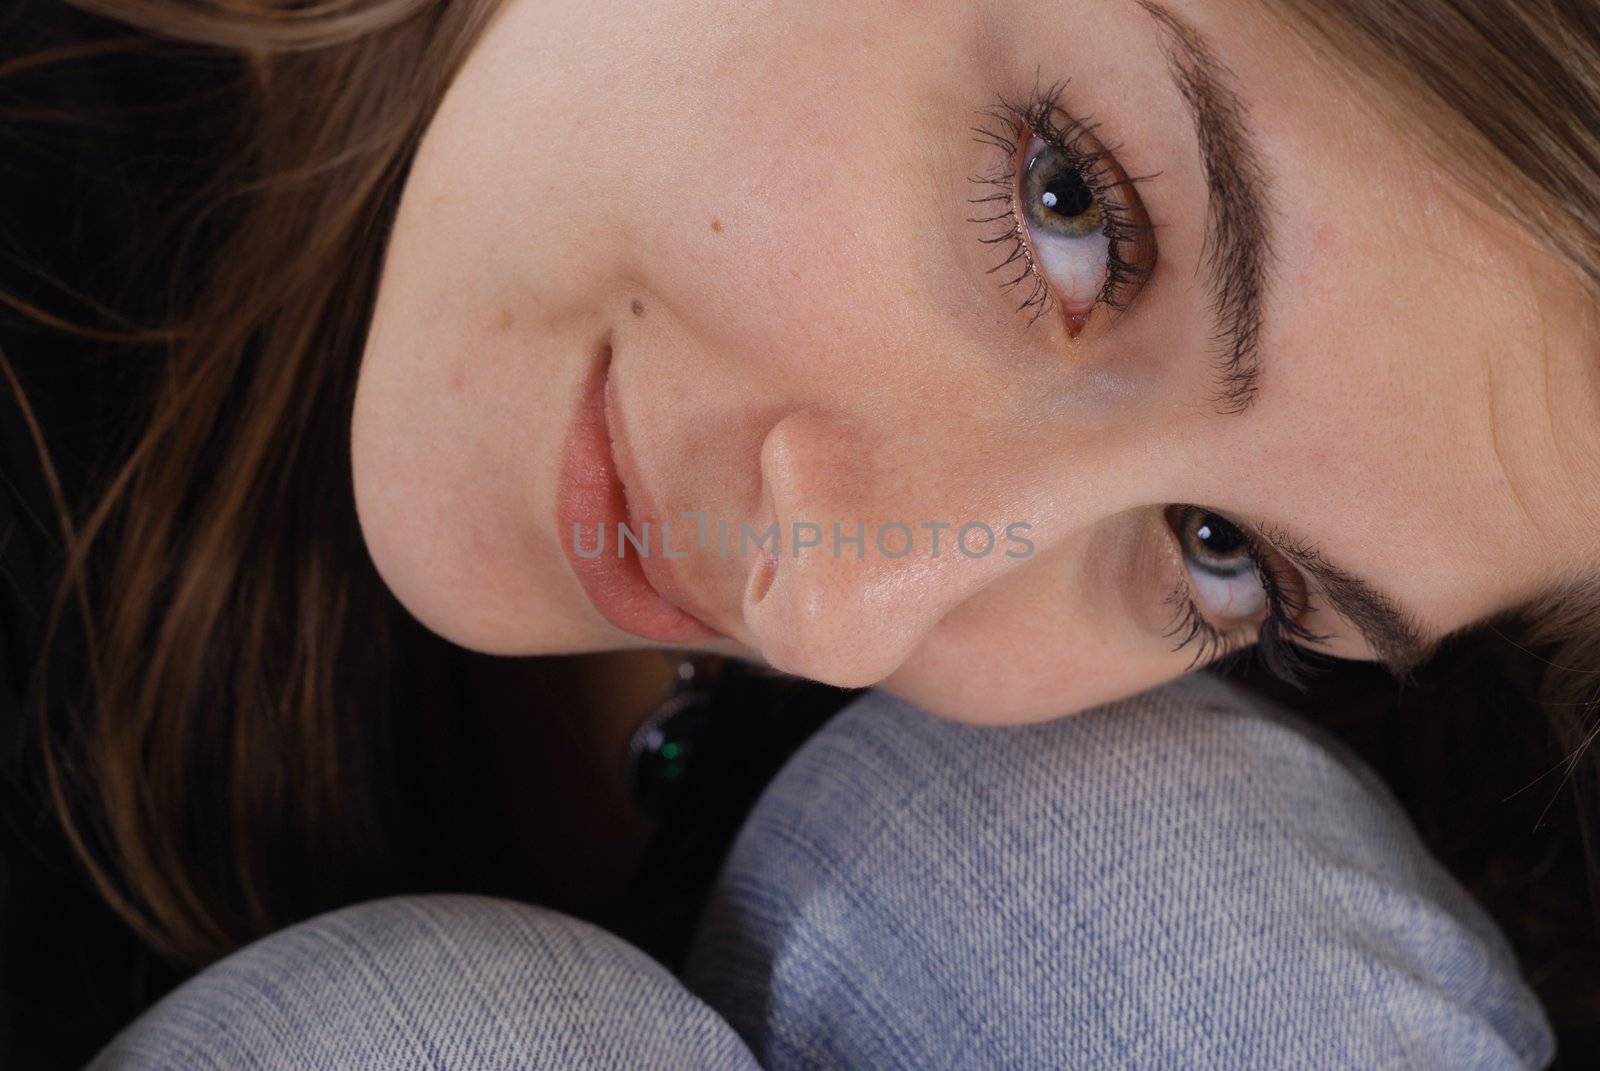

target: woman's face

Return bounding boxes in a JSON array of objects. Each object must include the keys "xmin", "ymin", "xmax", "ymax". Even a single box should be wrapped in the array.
[{"xmin": 350, "ymin": 0, "xmax": 1600, "ymax": 723}]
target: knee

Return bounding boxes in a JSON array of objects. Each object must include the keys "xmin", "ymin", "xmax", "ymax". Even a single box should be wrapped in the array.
[
  {"xmin": 92, "ymin": 895, "xmax": 756, "ymax": 1070},
  {"xmin": 685, "ymin": 671, "xmax": 1555, "ymax": 1069},
  {"xmin": 690, "ymin": 671, "xmax": 1437, "ymax": 937}
]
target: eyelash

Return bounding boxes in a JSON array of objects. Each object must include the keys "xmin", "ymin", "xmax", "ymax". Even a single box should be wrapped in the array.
[
  {"xmin": 1161, "ymin": 509, "xmax": 1332, "ymax": 691},
  {"xmin": 968, "ymin": 79, "xmax": 1157, "ymax": 326}
]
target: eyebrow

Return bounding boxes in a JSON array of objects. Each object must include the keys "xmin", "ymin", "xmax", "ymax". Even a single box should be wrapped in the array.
[
  {"xmin": 1136, "ymin": 0, "xmax": 1270, "ymax": 416},
  {"xmin": 1264, "ymin": 530, "xmax": 1441, "ymax": 679},
  {"xmin": 1134, "ymin": 3, "xmax": 1441, "ymax": 675}
]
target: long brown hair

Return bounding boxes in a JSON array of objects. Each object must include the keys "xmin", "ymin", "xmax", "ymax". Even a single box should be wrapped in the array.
[
  {"xmin": 2, "ymin": 0, "xmax": 509, "ymax": 965},
  {"xmin": 1, "ymin": 0, "xmax": 1597, "ymax": 1032}
]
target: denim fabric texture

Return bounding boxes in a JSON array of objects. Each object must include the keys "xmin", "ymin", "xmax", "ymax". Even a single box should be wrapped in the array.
[
  {"xmin": 88, "ymin": 896, "xmax": 761, "ymax": 1070},
  {"xmin": 92, "ymin": 671, "xmax": 1555, "ymax": 1069},
  {"xmin": 686, "ymin": 672, "xmax": 1555, "ymax": 1070}
]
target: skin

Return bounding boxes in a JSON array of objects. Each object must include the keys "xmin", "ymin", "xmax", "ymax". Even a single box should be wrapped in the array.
[{"xmin": 349, "ymin": 0, "xmax": 1600, "ymax": 726}]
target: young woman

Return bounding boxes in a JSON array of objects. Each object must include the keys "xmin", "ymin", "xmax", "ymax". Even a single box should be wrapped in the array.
[{"xmin": 1, "ymin": 0, "xmax": 1595, "ymax": 1065}]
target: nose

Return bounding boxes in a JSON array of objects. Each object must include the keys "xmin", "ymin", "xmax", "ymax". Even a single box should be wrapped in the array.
[{"xmin": 739, "ymin": 407, "xmax": 1035, "ymax": 688}]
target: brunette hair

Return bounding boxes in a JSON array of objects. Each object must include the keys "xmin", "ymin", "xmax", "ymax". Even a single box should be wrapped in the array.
[
  {"xmin": 0, "ymin": 0, "xmax": 1596, "ymax": 1036},
  {"xmin": 1, "ymin": 0, "xmax": 510, "ymax": 965}
]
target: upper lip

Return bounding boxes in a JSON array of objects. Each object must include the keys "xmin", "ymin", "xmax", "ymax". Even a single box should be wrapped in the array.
[{"xmin": 601, "ymin": 361, "xmax": 727, "ymax": 638}]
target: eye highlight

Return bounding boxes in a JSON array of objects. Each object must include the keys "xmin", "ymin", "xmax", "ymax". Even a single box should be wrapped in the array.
[
  {"xmin": 969, "ymin": 81, "xmax": 1158, "ymax": 336},
  {"xmin": 1160, "ymin": 505, "xmax": 1330, "ymax": 689}
]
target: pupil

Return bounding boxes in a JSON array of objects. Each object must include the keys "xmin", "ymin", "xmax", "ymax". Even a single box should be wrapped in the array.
[
  {"xmin": 1042, "ymin": 169, "xmax": 1094, "ymax": 218},
  {"xmin": 1195, "ymin": 513, "xmax": 1246, "ymax": 555}
]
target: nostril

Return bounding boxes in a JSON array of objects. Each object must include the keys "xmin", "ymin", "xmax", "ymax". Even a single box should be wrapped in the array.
[{"xmin": 748, "ymin": 551, "xmax": 778, "ymax": 604}]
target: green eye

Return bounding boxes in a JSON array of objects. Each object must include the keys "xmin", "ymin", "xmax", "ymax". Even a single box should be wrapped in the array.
[
  {"xmin": 1023, "ymin": 148, "xmax": 1105, "ymax": 239},
  {"xmin": 969, "ymin": 85, "xmax": 1158, "ymax": 335}
]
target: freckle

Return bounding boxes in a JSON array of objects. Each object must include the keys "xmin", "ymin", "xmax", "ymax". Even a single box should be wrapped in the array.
[
  {"xmin": 631, "ymin": 299, "xmax": 645, "ymax": 317},
  {"xmin": 710, "ymin": 218, "xmax": 723, "ymax": 234},
  {"xmin": 496, "ymin": 307, "xmax": 514, "ymax": 331}
]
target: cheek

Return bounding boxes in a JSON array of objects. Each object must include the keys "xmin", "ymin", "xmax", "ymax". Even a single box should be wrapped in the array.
[
  {"xmin": 881, "ymin": 517, "xmax": 1189, "ymax": 724},
  {"xmin": 578, "ymin": 16, "xmax": 988, "ymax": 399},
  {"xmin": 625, "ymin": 110, "xmax": 914, "ymax": 386},
  {"xmin": 882, "ymin": 602, "xmax": 1186, "ymax": 725}
]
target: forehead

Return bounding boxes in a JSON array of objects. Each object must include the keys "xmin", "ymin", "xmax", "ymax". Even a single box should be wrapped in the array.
[
  {"xmin": 1171, "ymin": 0, "xmax": 1600, "ymax": 614},
  {"xmin": 922, "ymin": 0, "xmax": 1599, "ymax": 624}
]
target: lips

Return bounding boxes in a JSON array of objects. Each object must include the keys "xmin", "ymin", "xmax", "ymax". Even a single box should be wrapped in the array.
[{"xmin": 556, "ymin": 343, "xmax": 723, "ymax": 643}]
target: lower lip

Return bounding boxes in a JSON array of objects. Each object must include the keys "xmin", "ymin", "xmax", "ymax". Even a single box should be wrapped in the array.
[{"xmin": 556, "ymin": 346, "xmax": 722, "ymax": 644}]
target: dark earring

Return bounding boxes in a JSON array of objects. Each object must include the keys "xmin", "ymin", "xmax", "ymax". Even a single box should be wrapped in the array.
[{"xmin": 624, "ymin": 653, "xmax": 725, "ymax": 818}]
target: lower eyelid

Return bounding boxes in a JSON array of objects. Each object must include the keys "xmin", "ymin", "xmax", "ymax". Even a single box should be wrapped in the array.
[{"xmin": 1119, "ymin": 508, "xmax": 1194, "ymax": 640}]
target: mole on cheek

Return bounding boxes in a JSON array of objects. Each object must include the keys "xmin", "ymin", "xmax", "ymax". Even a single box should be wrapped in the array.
[
  {"xmin": 631, "ymin": 299, "xmax": 645, "ymax": 317},
  {"xmin": 710, "ymin": 218, "xmax": 723, "ymax": 234}
]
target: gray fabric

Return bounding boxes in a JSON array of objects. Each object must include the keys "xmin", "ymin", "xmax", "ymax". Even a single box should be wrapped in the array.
[
  {"xmin": 89, "ymin": 895, "xmax": 760, "ymax": 1070},
  {"xmin": 91, "ymin": 671, "xmax": 1555, "ymax": 1068},
  {"xmin": 685, "ymin": 671, "xmax": 1555, "ymax": 1069}
]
